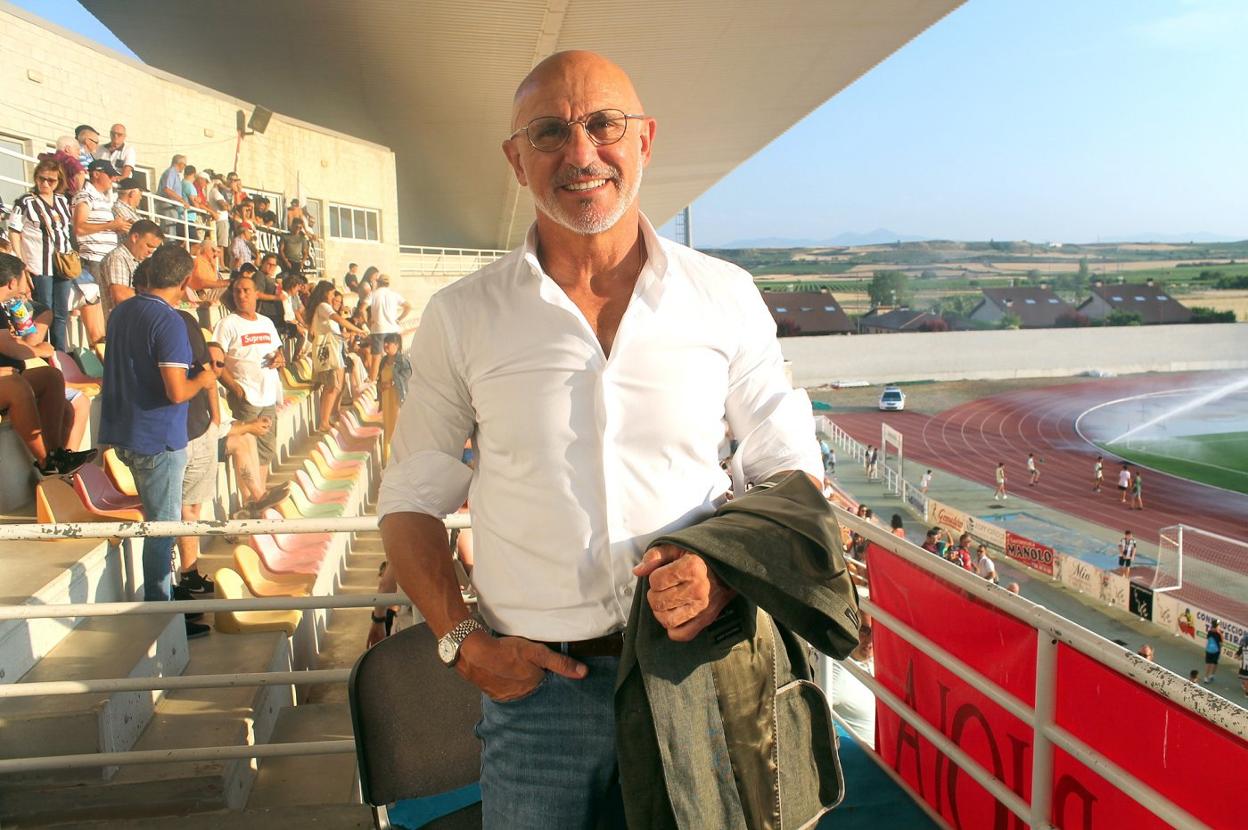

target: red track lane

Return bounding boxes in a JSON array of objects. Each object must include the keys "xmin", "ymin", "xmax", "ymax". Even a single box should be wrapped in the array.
[{"xmin": 832, "ymin": 373, "xmax": 1248, "ymax": 620}]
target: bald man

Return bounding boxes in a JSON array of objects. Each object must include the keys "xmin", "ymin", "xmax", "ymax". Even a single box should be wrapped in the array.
[{"xmin": 378, "ymin": 51, "xmax": 822, "ymax": 827}]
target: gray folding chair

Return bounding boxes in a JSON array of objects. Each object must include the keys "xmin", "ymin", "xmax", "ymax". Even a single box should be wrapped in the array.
[{"xmin": 349, "ymin": 623, "xmax": 482, "ymax": 829}]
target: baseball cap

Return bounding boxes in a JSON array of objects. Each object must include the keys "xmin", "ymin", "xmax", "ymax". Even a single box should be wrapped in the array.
[{"xmin": 87, "ymin": 159, "xmax": 120, "ymax": 176}]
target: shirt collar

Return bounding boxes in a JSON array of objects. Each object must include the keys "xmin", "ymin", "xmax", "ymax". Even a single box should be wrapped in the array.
[{"xmin": 520, "ymin": 212, "xmax": 670, "ymax": 287}]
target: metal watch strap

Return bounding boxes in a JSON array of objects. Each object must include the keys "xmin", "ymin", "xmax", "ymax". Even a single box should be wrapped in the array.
[{"xmin": 439, "ymin": 617, "xmax": 485, "ymax": 666}]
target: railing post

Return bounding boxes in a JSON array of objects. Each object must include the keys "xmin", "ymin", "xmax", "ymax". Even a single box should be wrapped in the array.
[{"xmin": 1030, "ymin": 629, "xmax": 1058, "ymax": 830}]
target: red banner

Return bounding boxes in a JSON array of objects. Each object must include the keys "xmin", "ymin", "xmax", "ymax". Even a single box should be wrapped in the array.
[
  {"xmin": 866, "ymin": 541, "xmax": 1248, "ymax": 829},
  {"xmin": 1004, "ymin": 530, "xmax": 1056, "ymax": 576}
]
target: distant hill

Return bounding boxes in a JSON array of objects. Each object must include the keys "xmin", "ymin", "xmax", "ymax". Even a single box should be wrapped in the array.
[
  {"xmin": 719, "ymin": 229, "xmax": 929, "ymax": 248},
  {"xmin": 1099, "ymin": 232, "xmax": 1245, "ymax": 244}
]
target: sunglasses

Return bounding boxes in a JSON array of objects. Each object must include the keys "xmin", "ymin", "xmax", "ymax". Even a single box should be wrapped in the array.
[
  {"xmin": 509, "ymin": 108, "xmax": 646, "ymax": 152},
  {"xmin": 36, "ymin": 176, "xmax": 59, "ymax": 185}
]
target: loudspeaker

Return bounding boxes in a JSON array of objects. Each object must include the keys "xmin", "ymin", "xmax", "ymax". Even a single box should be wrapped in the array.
[{"xmin": 248, "ymin": 106, "xmax": 273, "ymax": 134}]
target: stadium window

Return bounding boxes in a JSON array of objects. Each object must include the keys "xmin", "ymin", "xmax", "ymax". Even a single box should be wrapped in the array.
[
  {"xmin": 329, "ymin": 203, "xmax": 381, "ymax": 242},
  {"xmin": 1025, "ymin": 298, "xmax": 1037, "ymax": 304},
  {"xmin": 1158, "ymin": 294, "xmax": 1169, "ymax": 300},
  {"xmin": 1047, "ymin": 298, "xmax": 1059, "ymax": 303},
  {"xmin": 824, "ymin": 305, "xmax": 837, "ymax": 311},
  {"xmin": 1134, "ymin": 295, "xmax": 1146, "ymax": 301},
  {"xmin": 1111, "ymin": 295, "xmax": 1123, "ymax": 301},
  {"xmin": 0, "ymin": 133, "xmax": 30, "ymax": 207},
  {"xmin": 775, "ymin": 307, "xmax": 787, "ymax": 312}
]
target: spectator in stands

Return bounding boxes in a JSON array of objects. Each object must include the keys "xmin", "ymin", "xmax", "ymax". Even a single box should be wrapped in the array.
[
  {"xmin": 73, "ymin": 159, "xmax": 130, "ymax": 341},
  {"xmin": 112, "ymin": 176, "xmax": 145, "ymax": 225},
  {"xmin": 99, "ymin": 218, "xmax": 163, "ymax": 318},
  {"xmin": 280, "ymin": 273, "xmax": 309, "ymax": 360},
  {"xmin": 1188, "ymin": 669, "xmax": 1200, "ymax": 683},
  {"xmin": 253, "ymin": 253, "xmax": 288, "ymax": 333},
  {"xmin": 1137, "ymin": 644, "xmax": 1154, "ymax": 662},
  {"xmin": 278, "ymin": 216, "xmax": 312, "ymax": 276},
  {"xmin": 48, "ymin": 137, "xmax": 86, "ymax": 194},
  {"xmin": 188, "ymin": 237, "xmax": 230, "ymax": 302},
  {"xmin": 343, "ymin": 262, "xmax": 359, "ymax": 291},
  {"xmin": 227, "ymin": 173, "xmax": 246, "ymax": 206},
  {"xmin": 0, "ymin": 254, "xmax": 95, "ymax": 477},
  {"xmin": 203, "ymin": 341, "xmax": 289, "ymax": 516},
  {"xmin": 213, "ymin": 275, "xmax": 285, "ymax": 484},
  {"xmin": 207, "ymin": 175, "xmax": 231, "ymax": 255},
  {"xmin": 74, "ymin": 125, "xmax": 100, "ymax": 170},
  {"xmin": 949, "ymin": 534, "xmax": 974, "ymax": 571},
  {"xmin": 975, "ymin": 544, "xmax": 997, "ymax": 583},
  {"xmin": 96, "ymin": 124, "xmax": 136, "ymax": 179},
  {"xmin": 305, "ymin": 280, "xmax": 367, "ymax": 432},
  {"xmin": 889, "ymin": 514, "xmax": 905, "ymax": 538},
  {"xmin": 157, "ymin": 155, "xmax": 188, "ymax": 234},
  {"xmin": 355, "ymin": 265, "xmax": 377, "ymax": 317},
  {"xmin": 829, "ymin": 617, "xmax": 875, "ymax": 748},
  {"xmin": 178, "ymin": 165, "xmax": 205, "ymax": 241},
  {"xmin": 366, "ymin": 274, "xmax": 411, "ymax": 380},
  {"xmin": 229, "ymin": 221, "xmax": 257, "ymax": 269},
  {"xmin": 377, "ymin": 332, "xmax": 411, "ymax": 464},
  {"xmin": 1203, "ymin": 619, "xmax": 1223, "ymax": 683},
  {"xmin": 99, "ymin": 245, "xmax": 216, "ymax": 625},
  {"xmin": 921, "ymin": 527, "xmax": 941, "ymax": 554},
  {"xmin": 1006, "ymin": 582, "xmax": 1021, "ymax": 595},
  {"xmin": 172, "ymin": 304, "xmax": 219, "ymax": 602},
  {"xmin": 8, "ymin": 159, "xmax": 75, "ymax": 351}
]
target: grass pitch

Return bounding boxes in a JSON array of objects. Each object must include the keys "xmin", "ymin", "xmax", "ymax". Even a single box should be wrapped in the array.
[{"xmin": 1101, "ymin": 431, "xmax": 1248, "ymax": 495}]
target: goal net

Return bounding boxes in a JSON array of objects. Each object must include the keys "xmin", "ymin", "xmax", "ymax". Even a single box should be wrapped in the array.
[{"xmin": 1150, "ymin": 525, "xmax": 1183, "ymax": 593}]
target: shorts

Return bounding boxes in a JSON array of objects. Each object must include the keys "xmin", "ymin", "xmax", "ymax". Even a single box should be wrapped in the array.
[
  {"xmin": 369, "ymin": 333, "xmax": 387, "ymax": 354},
  {"xmin": 1118, "ymin": 556, "xmax": 1133, "ymax": 568},
  {"xmin": 182, "ymin": 423, "xmax": 219, "ymax": 505},
  {"xmin": 1205, "ymin": 652, "xmax": 1221, "ymax": 666},
  {"xmin": 1238, "ymin": 666, "xmax": 1248, "ymax": 679},
  {"xmin": 1118, "ymin": 484, "xmax": 1129, "ymax": 492},
  {"xmin": 70, "ymin": 280, "xmax": 101, "ymax": 310}
]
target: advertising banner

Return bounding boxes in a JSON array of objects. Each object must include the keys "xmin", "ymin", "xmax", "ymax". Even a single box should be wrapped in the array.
[
  {"xmin": 928, "ymin": 499, "xmax": 969, "ymax": 538},
  {"xmin": 903, "ymin": 482, "xmax": 928, "ymax": 521},
  {"xmin": 1004, "ymin": 531, "xmax": 1056, "ymax": 577},
  {"xmin": 866, "ymin": 542, "xmax": 1248, "ymax": 830},
  {"xmin": 967, "ymin": 515, "xmax": 1007, "ymax": 550},
  {"xmin": 1128, "ymin": 583, "xmax": 1154, "ymax": 621},
  {"xmin": 1097, "ymin": 570, "xmax": 1130, "ymax": 612},
  {"xmin": 1061, "ymin": 555, "xmax": 1100, "ymax": 596}
]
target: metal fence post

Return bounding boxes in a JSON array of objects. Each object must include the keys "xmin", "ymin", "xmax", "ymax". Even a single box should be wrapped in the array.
[{"xmin": 1030, "ymin": 629, "xmax": 1058, "ymax": 829}]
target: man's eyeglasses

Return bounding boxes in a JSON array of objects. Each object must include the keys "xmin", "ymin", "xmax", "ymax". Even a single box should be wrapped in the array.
[
  {"xmin": 509, "ymin": 109, "xmax": 646, "ymax": 153},
  {"xmin": 35, "ymin": 176, "xmax": 59, "ymax": 185}
]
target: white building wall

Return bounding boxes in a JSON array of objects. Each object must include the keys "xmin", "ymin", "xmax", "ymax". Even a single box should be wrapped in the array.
[
  {"xmin": 0, "ymin": 3, "xmax": 399, "ymax": 281},
  {"xmin": 781, "ymin": 323, "xmax": 1248, "ymax": 386}
]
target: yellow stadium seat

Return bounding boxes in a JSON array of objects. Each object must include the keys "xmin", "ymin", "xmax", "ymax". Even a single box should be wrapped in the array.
[
  {"xmin": 104, "ymin": 448, "xmax": 139, "ymax": 497},
  {"xmin": 232, "ymin": 544, "xmax": 314, "ymax": 597},
  {"xmin": 212, "ymin": 567, "xmax": 302, "ymax": 635}
]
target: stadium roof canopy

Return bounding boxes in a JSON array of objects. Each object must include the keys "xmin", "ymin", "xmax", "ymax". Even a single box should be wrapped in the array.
[{"xmin": 82, "ymin": 0, "xmax": 961, "ymax": 249}]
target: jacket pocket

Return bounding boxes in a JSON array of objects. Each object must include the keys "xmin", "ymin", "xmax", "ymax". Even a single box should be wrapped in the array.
[{"xmin": 775, "ymin": 679, "xmax": 843, "ymax": 829}]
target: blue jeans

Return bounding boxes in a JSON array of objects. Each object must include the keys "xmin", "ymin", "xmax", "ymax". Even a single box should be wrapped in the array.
[
  {"xmin": 117, "ymin": 447, "xmax": 187, "ymax": 602},
  {"xmin": 31, "ymin": 273, "xmax": 72, "ymax": 353},
  {"xmin": 476, "ymin": 655, "xmax": 625, "ymax": 829}
]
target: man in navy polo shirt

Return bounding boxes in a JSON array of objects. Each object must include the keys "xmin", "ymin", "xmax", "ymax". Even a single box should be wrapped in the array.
[{"xmin": 99, "ymin": 244, "xmax": 217, "ymax": 627}]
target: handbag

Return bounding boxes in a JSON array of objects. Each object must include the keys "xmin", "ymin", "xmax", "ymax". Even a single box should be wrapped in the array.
[{"xmin": 53, "ymin": 250, "xmax": 82, "ymax": 280}]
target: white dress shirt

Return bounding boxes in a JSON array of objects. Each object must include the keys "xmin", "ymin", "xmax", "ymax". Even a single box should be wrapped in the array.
[{"xmin": 378, "ymin": 216, "xmax": 821, "ymax": 641}]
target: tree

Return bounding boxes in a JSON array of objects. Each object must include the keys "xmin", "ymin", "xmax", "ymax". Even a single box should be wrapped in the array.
[
  {"xmin": 1105, "ymin": 310, "xmax": 1143, "ymax": 326},
  {"xmin": 920, "ymin": 269, "xmax": 938, "ymax": 280},
  {"xmin": 1077, "ymin": 257, "xmax": 1090, "ymax": 279},
  {"xmin": 999, "ymin": 312, "xmax": 1022, "ymax": 330},
  {"xmin": 868, "ymin": 270, "xmax": 909, "ymax": 307},
  {"xmin": 1189, "ymin": 307, "xmax": 1236, "ymax": 324}
]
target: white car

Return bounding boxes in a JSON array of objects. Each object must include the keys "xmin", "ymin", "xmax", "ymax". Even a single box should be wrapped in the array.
[{"xmin": 878, "ymin": 386, "xmax": 906, "ymax": 411}]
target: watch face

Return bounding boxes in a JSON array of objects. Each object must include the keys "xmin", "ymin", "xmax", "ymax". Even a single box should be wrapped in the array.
[{"xmin": 437, "ymin": 635, "xmax": 457, "ymax": 665}]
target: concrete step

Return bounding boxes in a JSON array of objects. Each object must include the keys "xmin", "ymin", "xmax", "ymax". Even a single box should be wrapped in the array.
[
  {"xmin": 247, "ymin": 702, "xmax": 357, "ymax": 809},
  {"xmin": 0, "ymin": 613, "xmax": 187, "ymax": 781},
  {"xmin": 0, "ymin": 629, "xmax": 294, "ymax": 826},
  {"xmin": 0, "ymin": 538, "xmax": 131, "ymax": 686}
]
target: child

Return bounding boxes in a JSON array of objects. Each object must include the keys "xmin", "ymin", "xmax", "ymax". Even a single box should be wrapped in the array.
[
  {"xmin": 1093, "ymin": 454, "xmax": 1104, "ymax": 492},
  {"xmin": 920, "ymin": 469, "xmax": 932, "ymax": 494},
  {"xmin": 993, "ymin": 462, "xmax": 1007, "ymax": 501},
  {"xmin": 377, "ymin": 332, "xmax": 412, "ymax": 465}
]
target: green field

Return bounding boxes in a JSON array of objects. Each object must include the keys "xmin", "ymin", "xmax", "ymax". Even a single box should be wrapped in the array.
[{"xmin": 1099, "ymin": 431, "xmax": 1248, "ymax": 495}]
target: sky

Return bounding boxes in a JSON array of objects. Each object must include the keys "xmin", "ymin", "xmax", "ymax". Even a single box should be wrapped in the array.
[{"xmin": 16, "ymin": 0, "xmax": 1248, "ymax": 247}]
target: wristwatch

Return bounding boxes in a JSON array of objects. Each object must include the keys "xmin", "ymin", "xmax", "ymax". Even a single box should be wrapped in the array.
[{"xmin": 437, "ymin": 618, "xmax": 486, "ymax": 667}]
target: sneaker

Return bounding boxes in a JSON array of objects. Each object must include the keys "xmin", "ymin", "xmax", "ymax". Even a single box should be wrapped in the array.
[
  {"xmin": 252, "ymin": 482, "xmax": 291, "ymax": 513},
  {"xmin": 48, "ymin": 447, "xmax": 98, "ymax": 476},
  {"xmin": 179, "ymin": 569, "xmax": 216, "ymax": 597},
  {"xmin": 185, "ymin": 618, "xmax": 211, "ymax": 640}
]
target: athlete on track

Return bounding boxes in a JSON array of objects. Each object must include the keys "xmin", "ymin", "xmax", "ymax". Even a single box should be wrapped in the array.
[{"xmin": 1093, "ymin": 454, "xmax": 1104, "ymax": 492}]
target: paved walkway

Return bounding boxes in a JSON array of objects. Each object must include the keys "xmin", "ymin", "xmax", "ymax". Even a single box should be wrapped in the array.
[{"xmin": 829, "ymin": 456, "xmax": 1248, "ymax": 706}]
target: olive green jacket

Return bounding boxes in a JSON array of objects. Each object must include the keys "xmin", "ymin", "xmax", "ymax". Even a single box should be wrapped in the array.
[{"xmin": 615, "ymin": 472, "xmax": 861, "ymax": 830}]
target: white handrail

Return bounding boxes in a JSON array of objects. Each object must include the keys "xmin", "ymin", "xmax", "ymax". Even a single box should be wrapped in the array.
[
  {"xmin": 0, "ymin": 740, "xmax": 355, "ymax": 774},
  {"xmin": 0, "ymin": 513, "xmax": 469, "ymax": 543},
  {"xmin": 0, "ymin": 668, "xmax": 350, "ymax": 699}
]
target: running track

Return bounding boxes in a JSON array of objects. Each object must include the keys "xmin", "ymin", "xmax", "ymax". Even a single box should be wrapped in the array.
[{"xmin": 832, "ymin": 372, "xmax": 1248, "ymax": 619}]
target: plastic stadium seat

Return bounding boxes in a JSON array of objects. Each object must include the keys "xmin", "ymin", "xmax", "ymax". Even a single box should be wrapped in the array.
[
  {"xmin": 52, "ymin": 350, "xmax": 102, "ymax": 395},
  {"xmin": 281, "ymin": 366, "xmax": 313, "ymax": 391},
  {"xmin": 306, "ymin": 454, "xmax": 357, "ymax": 483},
  {"xmin": 292, "ymin": 473, "xmax": 351, "ymax": 505},
  {"xmin": 37, "ymin": 476, "xmax": 143, "ymax": 524},
  {"xmin": 212, "ymin": 567, "xmax": 301, "ymax": 635},
  {"xmin": 259, "ymin": 508, "xmax": 335, "ymax": 551},
  {"xmin": 296, "ymin": 466, "xmax": 355, "ymax": 495},
  {"xmin": 72, "ymin": 463, "xmax": 142, "ymax": 512},
  {"xmin": 312, "ymin": 445, "xmax": 363, "ymax": 475},
  {"xmin": 349, "ymin": 624, "xmax": 482, "ymax": 829},
  {"xmin": 249, "ymin": 532, "xmax": 323, "ymax": 576},
  {"xmin": 232, "ymin": 544, "xmax": 314, "ymax": 596},
  {"xmin": 287, "ymin": 483, "xmax": 346, "ymax": 517},
  {"xmin": 70, "ymin": 345, "xmax": 103, "ymax": 378},
  {"xmin": 103, "ymin": 448, "xmax": 139, "ymax": 497}
]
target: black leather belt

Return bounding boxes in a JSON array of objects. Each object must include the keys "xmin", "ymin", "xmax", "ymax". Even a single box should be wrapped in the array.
[{"xmin": 538, "ymin": 631, "xmax": 625, "ymax": 658}]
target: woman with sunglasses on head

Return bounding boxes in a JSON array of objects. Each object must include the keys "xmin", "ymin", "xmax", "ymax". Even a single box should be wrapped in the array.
[{"xmin": 7, "ymin": 159, "xmax": 75, "ymax": 352}]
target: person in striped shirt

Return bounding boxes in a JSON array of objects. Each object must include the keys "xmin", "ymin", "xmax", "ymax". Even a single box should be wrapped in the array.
[
  {"xmin": 71, "ymin": 159, "xmax": 130, "ymax": 347},
  {"xmin": 7, "ymin": 158, "xmax": 74, "ymax": 351}
]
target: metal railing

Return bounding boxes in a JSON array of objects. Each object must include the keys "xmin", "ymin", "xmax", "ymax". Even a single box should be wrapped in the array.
[
  {"xmin": 398, "ymin": 244, "xmax": 508, "ymax": 276},
  {"xmin": 0, "ymin": 143, "xmax": 323, "ymax": 271},
  {"xmin": 822, "ymin": 508, "xmax": 1245, "ymax": 830}
]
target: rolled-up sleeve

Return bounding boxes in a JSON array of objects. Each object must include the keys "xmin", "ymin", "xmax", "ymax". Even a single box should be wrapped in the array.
[
  {"xmin": 376, "ymin": 297, "xmax": 475, "ymax": 520},
  {"xmin": 724, "ymin": 277, "xmax": 822, "ymax": 486}
]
